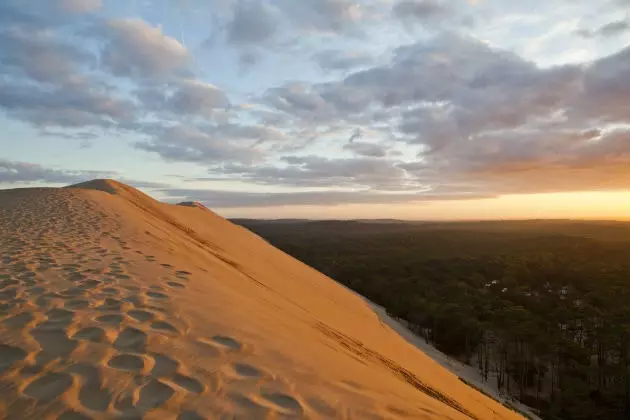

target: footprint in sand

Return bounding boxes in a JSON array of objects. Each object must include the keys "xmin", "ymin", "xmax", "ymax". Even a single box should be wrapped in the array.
[
  {"xmin": 97, "ymin": 298, "xmax": 125, "ymax": 312},
  {"xmin": 79, "ymin": 386, "xmax": 112, "ymax": 412},
  {"xmin": 123, "ymin": 295, "xmax": 146, "ymax": 308},
  {"xmin": 64, "ymin": 299, "xmax": 90, "ymax": 310},
  {"xmin": 67, "ymin": 272, "xmax": 87, "ymax": 282},
  {"xmin": 96, "ymin": 314, "xmax": 125, "ymax": 326},
  {"xmin": 0, "ymin": 344, "xmax": 28, "ymax": 374},
  {"xmin": 68, "ymin": 364, "xmax": 112, "ymax": 412},
  {"xmin": 210, "ymin": 335, "xmax": 242, "ymax": 350},
  {"xmin": 307, "ymin": 397, "xmax": 338, "ymax": 417},
  {"xmin": 101, "ymin": 287, "xmax": 120, "ymax": 296},
  {"xmin": 260, "ymin": 391, "xmax": 303, "ymax": 414},
  {"xmin": 4, "ymin": 311, "xmax": 36, "ymax": 329},
  {"xmin": 151, "ymin": 320, "xmax": 180, "ymax": 335},
  {"xmin": 114, "ymin": 327, "xmax": 147, "ymax": 353},
  {"xmin": 150, "ymin": 354, "xmax": 180, "ymax": 377},
  {"xmin": 108, "ymin": 354, "xmax": 146, "ymax": 373},
  {"xmin": 0, "ymin": 302, "xmax": 13, "ymax": 316},
  {"xmin": 232, "ymin": 363, "xmax": 264, "ymax": 378},
  {"xmin": 177, "ymin": 410, "xmax": 207, "ymax": 420},
  {"xmin": 34, "ymin": 294, "xmax": 55, "ymax": 308},
  {"xmin": 22, "ymin": 278, "xmax": 37, "ymax": 288},
  {"xmin": 74, "ymin": 326, "xmax": 107, "ymax": 343},
  {"xmin": 27, "ymin": 286, "xmax": 46, "ymax": 296},
  {"xmin": 228, "ymin": 393, "xmax": 266, "ymax": 413},
  {"xmin": 146, "ymin": 291, "xmax": 168, "ymax": 301},
  {"xmin": 0, "ymin": 279, "xmax": 19, "ymax": 289},
  {"xmin": 46, "ymin": 308, "xmax": 75, "ymax": 324},
  {"xmin": 58, "ymin": 410, "xmax": 92, "ymax": 420},
  {"xmin": 127, "ymin": 309, "xmax": 156, "ymax": 322},
  {"xmin": 0, "ymin": 288, "xmax": 20, "ymax": 301},
  {"xmin": 174, "ymin": 273, "xmax": 191, "ymax": 283},
  {"xmin": 23, "ymin": 372, "xmax": 74, "ymax": 403},
  {"xmin": 31, "ymin": 329, "xmax": 78, "ymax": 362},
  {"xmin": 193, "ymin": 335, "xmax": 243, "ymax": 358},
  {"xmin": 78, "ymin": 279, "xmax": 101, "ymax": 290},
  {"xmin": 135, "ymin": 379, "xmax": 175, "ymax": 410},
  {"xmin": 67, "ymin": 363, "xmax": 103, "ymax": 386},
  {"xmin": 171, "ymin": 373, "xmax": 205, "ymax": 394},
  {"xmin": 59, "ymin": 287, "xmax": 85, "ymax": 298},
  {"xmin": 113, "ymin": 393, "xmax": 136, "ymax": 413}
]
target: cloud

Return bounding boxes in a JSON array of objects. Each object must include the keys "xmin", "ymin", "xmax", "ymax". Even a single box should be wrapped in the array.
[
  {"xmin": 98, "ymin": 19, "xmax": 191, "ymax": 79},
  {"xmin": 395, "ymin": 124, "xmax": 630, "ymax": 197},
  {"xmin": 0, "ymin": 4, "xmax": 233, "ymax": 134},
  {"xmin": 228, "ymin": 0, "xmax": 278, "ymax": 44},
  {"xmin": 99, "ymin": 27, "xmax": 630, "ymax": 205},
  {"xmin": 167, "ymin": 80, "xmax": 230, "ymax": 116},
  {"xmin": 211, "ymin": 155, "xmax": 421, "ymax": 191},
  {"xmin": 0, "ymin": 0, "xmax": 101, "ymax": 28},
  {"xmin": 0, "ymin": 25, "xmax": 94, "ymax": 85},
  {"xmin": 59, "ymin": 0, "xmax": 102, "ymax": 13},
  {"xmin": 343, "ymin": 141, "xmax": 389, "ymax": 157},
  {"xmin": 314, "ymin": 49, "xmax": 374, "ymax": 71},
  {"xmin": 262, "ymin": 34, "xmax": 583, "ymax": 146},
  {"xmin": 0, "ymin": 159, "xmax": 172, "ymax": 191},
  {"xmin": 0, "ymin": 77, "xmax": 135, "ymax": 129},
  {"xmin": 0, "ymin": 3, "xmax": 39, "ymax": 27},
  {"xmin": 40, "ymin": 130, "xmax": 100, "ymax": 141},
  {"xmin": 393, "ymin": 0, "xmax": 449, "ymax": 22},
  {"xmin": 138, "ymin": 79, "xmax": 231, "ymax": 118},
  {"xmin": 0, "ymin": 7, "xmax": 136, "ymax": 129},
  {"xmin": 577, "ymin": 19, "xmax": 630, "ymax": 38},
  {"xmin": 238, "ymin": 50, "xmax": 262, "ymax": 71},
  {"xmin": 135, "ymin": 124, "xmax": 264, "ymax": 164},
  {"xmin": 263, "ymin": 82, "xmax": 332, "ymax": 119},
  {"xmin": 249, "ymin": 32, "xmax": 630, "ymax": 201},
  {"xmin": 598, "ymin": 20, "xmax": 630, "ymax": 36},
  {"xmin": 204, "ymin": 0, "xmax": 366, "ymax": 53},
  {"xmin": 161, "ymin": 187, "xmax": 491, "ymax": 208},
  {"xmin": 0, "ymin": 159, "xmax": 115, "ymax": 184},
  {"xmin": 574, "ymin": 44, "xmax": 630, "ymax": 122},
  {"xmin": 275, "ymin": 0, "xmax": 363, "ymax": 34}
]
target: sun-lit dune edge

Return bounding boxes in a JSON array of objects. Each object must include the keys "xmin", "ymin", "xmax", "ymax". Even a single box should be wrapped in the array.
[{"xmin": 0, "ymin": 179, "xmax": 525, "ymax": 419}]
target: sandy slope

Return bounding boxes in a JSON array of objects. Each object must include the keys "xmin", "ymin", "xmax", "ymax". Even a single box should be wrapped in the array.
[{"xmin": 0, "ymin": 180, "xmax": 525, "ymax": 419}]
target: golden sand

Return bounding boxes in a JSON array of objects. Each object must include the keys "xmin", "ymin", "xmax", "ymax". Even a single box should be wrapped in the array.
[{"xmin": 0, "ymin": 180, "xmax": 524, "ymax": 419}]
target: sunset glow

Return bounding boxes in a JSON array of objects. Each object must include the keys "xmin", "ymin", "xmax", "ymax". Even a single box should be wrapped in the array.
[{"xmin": 219, "ymin": 191, "xmax": 630, "ymax": 220}]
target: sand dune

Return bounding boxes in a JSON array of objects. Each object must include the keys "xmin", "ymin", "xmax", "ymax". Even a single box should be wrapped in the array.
[{"xmin": 0, "ymin": 180, "xmax": 525, "ymax": 419}]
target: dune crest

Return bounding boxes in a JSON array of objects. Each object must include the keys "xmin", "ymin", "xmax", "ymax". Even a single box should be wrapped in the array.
[
  {"xmin": 177, "ymin": 201, "xmax": 211, "ymax": 211},
  {"xmin": 0, "ymin": 181, "xmax": 524, "ymax": 419}
]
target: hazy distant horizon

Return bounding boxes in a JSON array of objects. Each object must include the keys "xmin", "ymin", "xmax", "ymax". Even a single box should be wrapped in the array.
[{"xmin": 229, "ymin": 217, "xmax": 630, "ymax": 222}]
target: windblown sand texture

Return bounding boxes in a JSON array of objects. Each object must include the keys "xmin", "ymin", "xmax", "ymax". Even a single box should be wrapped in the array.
[{"xmin": 0, "ymin": 180, "xmax": 524, "ymax": 419}]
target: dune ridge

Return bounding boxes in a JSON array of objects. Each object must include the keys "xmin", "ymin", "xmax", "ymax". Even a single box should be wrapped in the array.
[{"xmin": 0, "ymin": 180, "xmax": 524, "ymax": 419}]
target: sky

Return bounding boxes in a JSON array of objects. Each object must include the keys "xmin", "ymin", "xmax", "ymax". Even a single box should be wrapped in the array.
[{"xmin": 0, "ymin": 0, "xmax": 629, "ymax": 220}]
